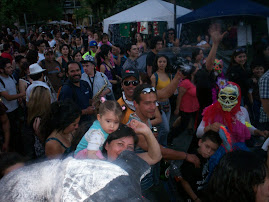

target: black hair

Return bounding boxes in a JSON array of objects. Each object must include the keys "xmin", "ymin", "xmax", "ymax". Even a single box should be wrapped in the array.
[
  {"xmin": 29, "ymin": 72, "xmax": 43, "ymax": 81},
  {"xmin": 167, "ymin": 28, "xmax": 175, "ymax": 34},
  {"xmin": 40, "ymin": 99, "xmax": 82, "ymax": 142},
  {"xmin": 46, "ymin": 32, "xmax": 53, "ymax": 40},
  {"xmin": 66, "ymin": 60, "xmax": 81, "ymax": 73},
  {"xmin": 125, "ymin": 43, "xmax": 136, "ymax": 57},
  {"xmin": 149, "ymin": 36, "xmax": 163, "ymax": 49},
  {"xmin": 101, "ymin": 33, "xmax": 109, "ymax": 41},
  {"xmin": 133, "ymin": 84, "xmax": 156, "ymax": 104},
  {"xmin": 102, "ymin": 124, "xmax": 138, "ymax": 157},
  {"xmin": 180, "ymin": 64, "xmax": 196, "ymax": 80},
  {"xmin": 114, "ymin": 44, "xmax": 124, "ymax": 55},
  {"xmin": 29, "ymin": 34, "xmax": 36, "ymax": 41},
  {"xmin": 62, "ymin": 33, "xmax": 69, "ymax": 40},
  {"xmin": 36, "ymin": 40, "xmax": 46, "ymax": 47},
  {"xmin": 60, "ymin": 44, "xmax": 70, "ymax": 53},
  {"xmin": 152, "ymin": 54, "xmax": 171, "ymax": 73},
  {"xmin": 250, "ymin": 59, "xmax": 265, "ymax": 70},
  {"xmin": 87, "ymin": 27, "xmax": 94, "ymax": 33},
  {"xmin": 72, "ymin": 50, "xmax": 82, "ymax": 59},
  {"xmin": 192, "ymin": 48, "xmax": 202, "ymax": 62},
  {"xmin": 254, "ymin": 41, "xmax": 269, "ymax": 57},
  {"xmin": 201, "ymin": 130, "xmax": 222, "ymax": 146},
  {"xmin": 71, "ymin": 122, "xmax": 92, "ymax": 152},
  {"xmin": 139, "ymin": 72, "xmax": 152, "ymax": 85},
  {"xmin": 166, "ymin": 28, "xmax": 176, "ymax": 40},
  {"xmin": 0, "ymin": 58, "xmax": 11, "ymax": 70},
  {"xmin": 3, "ymin": 43, "xmax": 10, "ymax": 51},
  {"xmin": 19, "ymin": 62, "xmax": 30, "ymax": 78},
  {"xmin": 15, "ymin": 55, "xmax": 25, "ymax": 64},
  {"xmin": 0, "ymin": 152, "xmax": 25, "ymax": 179},
  {"xmin": 228, "ymin": 47, "xmax": 247, "ymax": 68},
  {"xmin": 96, "ymin": 44, "xmax": 111, "ymax": 68},
  {"xmin": 204, "ymin": 150, "xmax": 268, "ymax": 202},
  {"xmin": 26, "ymin": 50, "xmax": 38, "ymax": 65},
  {"xmin": 19, "ymin": 45, "xmax": 27, "ymax": 54}
]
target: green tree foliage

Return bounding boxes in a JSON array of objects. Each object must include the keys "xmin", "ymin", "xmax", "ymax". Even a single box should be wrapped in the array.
[
  {"xmin": 0, "ymin": 0, "xmax": 63, "ymax": 26},
  {"xmin": 31, "ymin": 1, "xmax": 63, "ymax": 22}
]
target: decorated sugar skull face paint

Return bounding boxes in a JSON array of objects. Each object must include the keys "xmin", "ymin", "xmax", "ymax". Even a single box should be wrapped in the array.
[{"xmin": 218, "ymin": 84, "xmax": 239, "ymax": 111}]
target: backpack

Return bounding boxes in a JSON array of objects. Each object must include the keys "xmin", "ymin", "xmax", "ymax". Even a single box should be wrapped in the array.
[{"xmin": 0, "ymin": 75, "xmax": 15, "ymax": 88}]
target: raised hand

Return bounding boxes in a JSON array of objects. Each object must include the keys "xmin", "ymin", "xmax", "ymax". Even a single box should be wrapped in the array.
[
  {"xmin": 208, "ymin": 23, "xmax": 228, "ymax": 45},
  {"xmin": 128, "ymin": 119, "xmax": 151, "ymax": 135}
]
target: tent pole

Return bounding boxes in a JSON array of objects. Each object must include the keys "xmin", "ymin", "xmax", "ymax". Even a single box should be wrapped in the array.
[
  {"xmin": 267, "ymin": 17, "xmax": 269, "ymax": 36},
  {"xmin": 174, "ymin": 0, "xmax": 176, "ymax": 30}
]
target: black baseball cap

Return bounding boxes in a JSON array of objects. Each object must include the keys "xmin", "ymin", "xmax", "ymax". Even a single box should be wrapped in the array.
[{"xmin": 121, "ymin": 68, "xmax": 139, "ymax": 81}]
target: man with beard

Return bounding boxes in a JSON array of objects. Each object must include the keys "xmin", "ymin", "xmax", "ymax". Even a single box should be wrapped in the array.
[
  {"xmin": 58, "ymin": 61, "xmax": 94, "ymax": 124},
  {"xmin": 0, "ymin": 58, "xmax": 25, "ymax": 152},
  {"xmin": 39, "ymin": 47, "xmax": 63, "ymax": 94}
]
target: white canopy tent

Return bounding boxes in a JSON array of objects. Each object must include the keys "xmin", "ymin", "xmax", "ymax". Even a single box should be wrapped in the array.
[{"xmin": 103, "ymin": 0, "xmax": 191, "ymax": 33}]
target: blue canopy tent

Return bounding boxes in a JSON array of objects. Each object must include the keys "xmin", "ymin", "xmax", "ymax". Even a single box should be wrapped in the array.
[
  {"xmin": 177, "ymin": 0, "xmax": 269, "ymax": 24},
  {"xmin": 176, "ymin": 0, "xmax": 269, "ymax": 40}
]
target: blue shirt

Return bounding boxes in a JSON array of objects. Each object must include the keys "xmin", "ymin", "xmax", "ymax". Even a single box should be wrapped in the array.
[{"xmin": 58, "ymin": 80, "xmax": 93, "ymax": 122}]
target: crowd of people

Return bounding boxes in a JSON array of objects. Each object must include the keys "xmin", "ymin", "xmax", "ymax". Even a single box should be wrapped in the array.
[{"xmin": 0, "ymin": 22, "xmax": 269, "ymax": 201}]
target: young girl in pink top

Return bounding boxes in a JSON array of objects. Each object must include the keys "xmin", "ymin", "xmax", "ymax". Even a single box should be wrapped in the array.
[
  {"xmin": 97, "ymin": 33, "xmax": 116, "ymax": 68},
  {"xmin": 174, "ymin": 64, "xmax": 199, "ymax": 136}
]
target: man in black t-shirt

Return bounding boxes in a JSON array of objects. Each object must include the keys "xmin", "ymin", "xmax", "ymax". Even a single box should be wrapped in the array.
[
  {"xmin": 146, "ymin": 36, "xmax": 163, "ymax": 77},
  {"xmin": 194, "ymin": 23, "xmax": 227, "ymax": 112}
]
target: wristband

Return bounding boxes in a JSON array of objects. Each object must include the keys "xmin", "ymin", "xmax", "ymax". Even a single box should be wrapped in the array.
[{"xmin": 184, "ymin": 152, "xmax": 188, "ymax": 160}]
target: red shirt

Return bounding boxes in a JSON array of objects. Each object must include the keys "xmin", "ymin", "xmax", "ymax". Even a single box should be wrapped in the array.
[
  {"xmin": 179, "ymin": 79, "xmax": 199, "ymax": 112},
  {"xmin": 1, "ymin": 52, "xmax": 13, "ymax": 64}
]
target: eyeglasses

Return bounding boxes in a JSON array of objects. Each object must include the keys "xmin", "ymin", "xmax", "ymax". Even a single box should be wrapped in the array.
[
  {"xmin": 123, "ymin": 80, "xmax": 139, "ymax": 86},
  {"xmin": 235, "ymin": 47, "xmax": 246, "ymax": 53},
  {"xmin": 141, "ymin": 87, "xmax": 156, "ymax": 94}
]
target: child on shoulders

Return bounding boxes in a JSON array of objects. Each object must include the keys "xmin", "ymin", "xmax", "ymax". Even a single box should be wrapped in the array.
[{"xmin": 74, "ymin": 100, "xmax": 122, "ymax": 159}]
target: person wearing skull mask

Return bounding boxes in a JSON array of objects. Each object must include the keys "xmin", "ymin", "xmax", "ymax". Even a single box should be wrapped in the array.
[{"xmin": 196, "ymin": 81, "xmax": 268, "ymax": 143}]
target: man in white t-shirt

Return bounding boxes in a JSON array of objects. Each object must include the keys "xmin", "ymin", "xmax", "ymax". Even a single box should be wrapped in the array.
[
  {"xmin": 0, "ymin": 58, "xmax": 25, "ymax": 152},
  {"xmin": 47, "ymin": 33, "xmax": 56, "ymax": 48},
  {"xmin": 0, "ymin": 58, "xmax": 25, "ymax": 112},
  {"xmin": 36, "ymin": 40, "xmax": 46, "ymax": 63}
]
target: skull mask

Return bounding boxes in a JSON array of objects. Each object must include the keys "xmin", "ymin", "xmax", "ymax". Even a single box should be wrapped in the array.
[{"xmin": 218, "ymin": 84, "xmax": 239, "ymax": 112}]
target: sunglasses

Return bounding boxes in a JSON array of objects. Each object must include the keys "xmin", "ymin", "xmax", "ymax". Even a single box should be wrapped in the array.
[
  {"xmin": 168, "ymin": 32, "xmax": 174, "ymax": 35},
  {"xmin": 235, "ymin": 47, "xmax": 246, "ymax": 53},
  {"xmin": 141, "ymin": 87, "xmax": 156, "ymax": 94},
  {"xmin": 123, "ymin": 80, "xmax": 139, "ymax": 86}
]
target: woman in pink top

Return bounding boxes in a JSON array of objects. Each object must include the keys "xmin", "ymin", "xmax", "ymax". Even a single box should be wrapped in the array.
[{"xmin": 174, "ymin": 64, "xmax": 199, "ymax": 136}]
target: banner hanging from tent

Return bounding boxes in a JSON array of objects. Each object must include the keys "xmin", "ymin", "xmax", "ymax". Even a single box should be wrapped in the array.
[
  {"xmin": 139, "ymin": 22, "xmax": 149, "ymax": 34},
  {"xmin": 120, "ymin": 23, "xmax": 131, "ymax": 37}
]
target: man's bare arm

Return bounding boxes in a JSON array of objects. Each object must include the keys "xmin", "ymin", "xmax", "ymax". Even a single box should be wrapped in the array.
[{"xmin": 157, "ymin": 71, "xmax": 181, "ymax": 100}]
